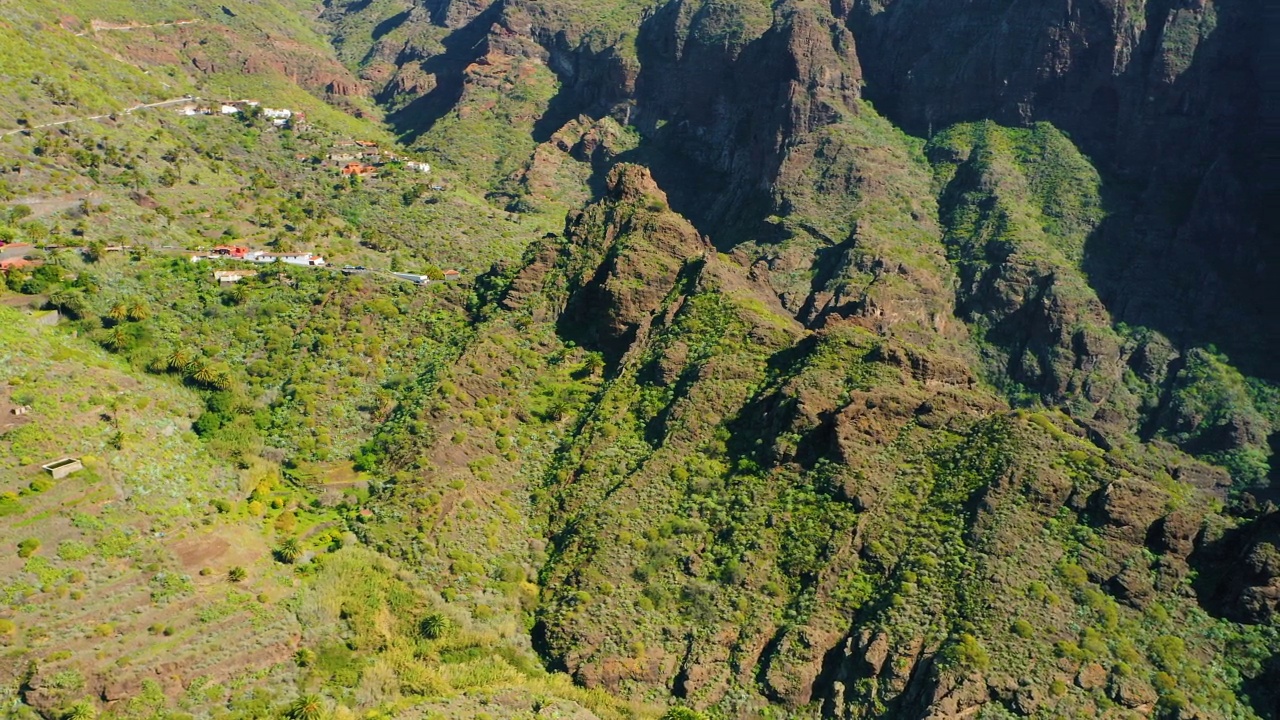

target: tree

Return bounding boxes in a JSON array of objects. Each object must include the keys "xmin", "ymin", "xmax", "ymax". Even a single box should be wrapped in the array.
[
  {"xmin": 165, "ymin": 347, "xmax": 195, "ymax": 374},
  {"xmin": 83, "ymin": 241, "xmax": 106, "ymax": 263},
  {"xmin": 62, "ymin": 700, "xmax": 97, "ymax": 720},
  {"xmin": 126, "ymin": 298, "xmax": 150, "ymax": 321},
  {"xmin": 227, "ymin": 566, "xmax": 247, "ymax": 582},
  {"xmin": 419, "ymin": 612, "xmax": 448, "ymax": 640},
  {"xmin": 275, "ymin": 537, "xmax": 301, "ymax": 564},
  {"xmin": 582, "ymin": 352, "xmax": 605, "ymax": 376},
  {"xmin": 188, "ymin": 360, "xmax": 221, "ymax": 387},
  {"xmin": 48, "ymin": 288, "xmax": 88, "ymax": 319},
  {"xmin": 101, "ymin": 326, "xmax": 133, "ymax": 352},
  {"xmin": 284, "ymin": 694, "xmax": 325, "ymax": 720},
  {"xmin": 108, "ymin": 302, "xmax": 129, "ymax": 324}
]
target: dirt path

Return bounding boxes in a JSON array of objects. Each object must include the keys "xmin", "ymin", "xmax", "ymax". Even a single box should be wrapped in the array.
[
  {"xmin": 76, "ymin": 19, "xmax": 200, "ymax": 35},
  {"xmin": 1, "ymin": 97, "xmax": 198, "ymax": 136}
]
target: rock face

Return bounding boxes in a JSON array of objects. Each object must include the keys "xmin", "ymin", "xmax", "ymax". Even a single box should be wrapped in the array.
[
  {"xmin": 1197, "ymin": 510, "xmax": 1280, "ymax": 624},
  {"xmin": 851, "ymin": 0, "xmax": 1276, "ymax": 373},
  {"xmin": 557, "ymin": 165, "xmax": 707, "ymax": 358},
  {"xmin": 328, "ymin": 0, "xmax": 1279, "ymax": 717}
]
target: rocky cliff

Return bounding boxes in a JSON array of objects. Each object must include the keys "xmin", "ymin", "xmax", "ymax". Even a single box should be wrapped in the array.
[{"xmin": 328, "ymin": 0, "xmax": 1280, "ymax": 717}]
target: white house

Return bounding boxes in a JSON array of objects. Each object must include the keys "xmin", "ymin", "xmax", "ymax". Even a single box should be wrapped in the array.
[
  {"xmin": 220, "ymin": 104, "xmax": 240, "ymax": 115},
  {"xmin": 278, "ymin": 253, "xmax": 325, "ymax": 267},
  {"xmin": 391, "ymin": 272, "xmax": 431, "ymax": 285},
  {"xmin": 262, "ymin": 108, "xmax": 292, "ymax": 119},
  {"xmin": 406, "ymin": 161, "xmax": 431, "ymax": 173},
  {"xmin": 245, "ymin": 251, "xmax": 277, "ymax": 263},
  {"xmin": 213, "ymin": 270, "xmax": 252, "ymax": 284}
]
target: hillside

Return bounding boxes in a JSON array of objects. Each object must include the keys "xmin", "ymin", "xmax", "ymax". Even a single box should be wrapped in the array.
[{"xmin": 1, "ymin": 0, "xmax": 1277, "ymax": 719}]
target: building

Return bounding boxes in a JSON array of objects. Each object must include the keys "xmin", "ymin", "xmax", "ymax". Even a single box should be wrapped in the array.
[
  {"xmin": 405, "ymin": 161, "xmax": 431, "ymax": 173},
  {"xmin": 262, "ymin": 108, "xmax": 292, "ymax": 120},
  {"xmin": 390, "ymin": 272, "xmax": 431, "ymax": 285},
  {"xmin": 0, "ymin": 257, "xmax": 35, "ymax": 272},
  {"xmin": 213, "ymin": 270, "xmax": 252, "ymax": 284},
  {"xmin": 328, "ymin": 152, "xmax": 357, "ymax": 163},
  {"xmin": 245, "ymin": 251, "xmax": 277, "ymax": 263},
  {"xmin": 278, "ymin": 253, "xmax": 326, "ymax": 267},
  {"xmin": 220, "ymin": 104, "xmax": 240, "ymax": 115},
  {"xmin": 341, "ymin": 162, "xmax": 377, "ymax": 177},
  {"xmin": 354, "ymin": 140, "xmax": 377, "ymax": 148},
  {"xmin": 212, "ymin": 245, "xmax": 249, "ymax": 258},
  {"xmin": 443, "ymin": 269, "xmax": 461, "ymax": 282}
]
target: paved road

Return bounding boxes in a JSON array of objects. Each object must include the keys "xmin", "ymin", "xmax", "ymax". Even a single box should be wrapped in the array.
[
  {"xmin": 1, "ymin": 97, "xmax": 200, "ymax": 136},
  {"xmin": 0, "ymin": 244, "xmax": 34, "ymax": 261}
]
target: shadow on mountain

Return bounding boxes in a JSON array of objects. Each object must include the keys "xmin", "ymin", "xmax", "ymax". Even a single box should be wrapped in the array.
[
  {"xmin": 851, "ymin": 0, "xmax": 1276, "ymax": 382},
  {"xmin": 384, "ymin": 7, "xmax": 499, "ymax": 142}
]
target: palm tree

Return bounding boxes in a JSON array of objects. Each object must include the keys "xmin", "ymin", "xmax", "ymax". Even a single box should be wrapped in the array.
[
  {"xmin": 101, "ymin": 326, "xmax": 131, "ymax": 352},
  {"xmin": 83, "ymin": 241, "xmax": 106, "ymax": 263},
  {"xmin": 285, "ymin": 694, "xmax": 325, "ymax": 720},
  {"xmin": 227, "ymin": 566, "xmax": 246, "ymax": 582},
  {"xmin": 166, "ymin": 347, "xmax": 195, "ymax": 373},
  {"xmin": 48, "ymin": 288, "xmax": 87, "ymax": 319},
  {"xmin": 206, "ymin": 368, "xmax": 232, "ymax": 391},
  {"xmin": 107, "ymin": 302, "xmax": 129, "ymax": 323},
  {"xmin": 126, "ymin": 299, "xmax": 150, "ymax": 322},
  {"xmin": 276, "ymin": 537, "xmax": 301, "ymax": 564},
  {"xmin": 188, "ymin": 360, "xmax": 218, "ymax": 387}
]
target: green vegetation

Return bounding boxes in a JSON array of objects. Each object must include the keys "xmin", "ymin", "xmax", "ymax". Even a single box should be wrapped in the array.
[{"xmin": 0, "ymin": 0, "xmax": 1274, "ymax": 718}]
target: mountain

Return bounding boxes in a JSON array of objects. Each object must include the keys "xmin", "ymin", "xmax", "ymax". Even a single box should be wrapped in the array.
[{"xmin": 0, "ymin": 0, "xmax": 1277, "ymax": 719}]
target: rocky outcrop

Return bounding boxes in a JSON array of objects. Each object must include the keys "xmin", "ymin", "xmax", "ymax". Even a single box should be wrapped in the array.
[
  {"xmin": 551, "ymin": 165, "xmax": 708, "ymax": 357},
  {"xmin": 1197, "ymin": 510, "xmax": 1280, "ymax": 623}
]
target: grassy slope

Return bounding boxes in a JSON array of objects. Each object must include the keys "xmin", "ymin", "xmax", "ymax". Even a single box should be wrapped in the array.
[{"xmin": 0, "ymin": 1, "xmax": 653, "ymax": 718}]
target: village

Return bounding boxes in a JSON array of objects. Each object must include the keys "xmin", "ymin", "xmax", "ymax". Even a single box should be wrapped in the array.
[
  {"xmin": 173, "ymin": 98, "xmax": 439, "ymax": 185},
  {"xmin": 0, "ymin": 96, "xmax": 455, "ymax": 289},
  {"xmin": 197, "ymin": 244, "xmax": 461, "ymax": 287}
]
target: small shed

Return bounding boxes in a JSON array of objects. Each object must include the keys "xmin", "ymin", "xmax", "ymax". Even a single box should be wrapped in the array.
[{"xmin": 41, "ymin": 458, "xmax": 84, "ymax": 480}]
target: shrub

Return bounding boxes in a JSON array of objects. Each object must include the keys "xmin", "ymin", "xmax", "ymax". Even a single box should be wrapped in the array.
[
  {"xmin": 62, "ymin": 700, "xmax": 97, "ymax": 720},
  {"xmin": 0, "ymin": 619, "xmax": 15, "ymax": 635},
  {"xmin": 1011, "ymin": 619, "xmax": 1033, "ymax": 638},
  {"xmin": 1057, "ymin": 562, "xmax": 1088, "ymax": 587},
  {"xmin": 227, "ymin": 566, "xmax": 247, "ymax": 583},
  {"xmin": 57, "ymin": 541, "xmax": 91, "ymax": 561},
  {"xmin": 17, "ymin": 538, "xmax": 40, "ymax": 558},
  {"xmin": 1150, "ymin": 635, "xmax": 1186, "ymax": 671},
  {"xmin": 948, "ymin": 634, "xmax": 990, "ymax": 670},
  {"xmin": 660, "ymin": 709, "xmax": 705, "ymax": 720}
]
